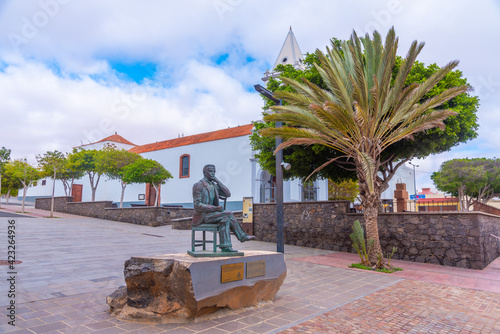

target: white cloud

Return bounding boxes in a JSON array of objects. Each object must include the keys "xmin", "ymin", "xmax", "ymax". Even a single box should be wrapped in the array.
[{"xmin": 0, "ymin": 0, "xmax": 498, "ymax": 192}]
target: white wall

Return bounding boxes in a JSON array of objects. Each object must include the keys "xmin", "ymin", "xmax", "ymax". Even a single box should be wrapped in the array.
[
  {"xmin": 25, "ymin": 135, "xmax": 330, "ymax": 206},
  {"xmin": 133, "ymin": 135, "xmax": 254, "ymax": 205}
]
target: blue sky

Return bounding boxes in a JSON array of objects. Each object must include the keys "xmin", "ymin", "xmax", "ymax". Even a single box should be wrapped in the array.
[{"xmin": 0, "ymin": 0, "xmax": 499, "ymax": 191}]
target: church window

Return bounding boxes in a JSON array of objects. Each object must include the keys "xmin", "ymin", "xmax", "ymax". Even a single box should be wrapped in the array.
[
  {"xmin": 282, "ymin": 57, "xmax": 288, "ymax": 63},
  {"xmin": 179, "ymin": 154, "xmax": 190, "ymax": 178},
  {"xmin": 301, "ymin": 180, "xmax": 318, "ymax": 201},
  {"xmin": 41, "ymin": 180, "xmax": 46, "ymax": 186}
]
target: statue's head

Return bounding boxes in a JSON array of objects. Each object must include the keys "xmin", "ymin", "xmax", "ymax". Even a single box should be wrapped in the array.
[{"xmin": 203, "ymin": 164, "xmax": 216, "ymax": 179}]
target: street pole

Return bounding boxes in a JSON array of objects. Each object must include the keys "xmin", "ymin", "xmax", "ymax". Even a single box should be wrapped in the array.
[
  {"xmin": 254, "ymin": 84, "xmax": 284, "ymax": 253},
  {"xmin": 275, "ymin": 104, "xmax": 284, "ymax": 253},
  {"xmin": 409, "ymin": 161, "xmax": 419, "ymax": 211}
]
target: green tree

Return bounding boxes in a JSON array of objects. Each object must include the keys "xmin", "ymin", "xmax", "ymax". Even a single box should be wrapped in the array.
[
  {"xmin": 328, "ymin": 179, "xmax": 359, "ymax": 202},
  {"xmin": 58, "ymin": 157, "xmax": 85, "ymax": 197},
  {"xmin": 67, "ymin": 149, "xmax": 104, "ymax": 201},
  {"xmin": 432, "ymin": 158, "xmax": 500, "ymax": 210},
  {"xmin": 251, "ymin": 39, "xmax": 479, "ymax": 192},
  {"xmin": 36, "ymin": 150, "xmax": 67, "ymax": 217},
  {"xmin": 0, "ymin": 146, "xmax": 11, "ymax": 208},
  {"xmin": 1, "ymin": 160, "xmax": 21, "ymax": 204},
  {"xmin": 99, "ymin": 146, "xmax": 141, "ymax": 208},
  {"xmin": 5, "ymin": 159, "xmax": 41, "ymax": 212},
  {"xmin": 122, "ymin": 158, "xmax": 172, "ymax": 207},
  {"xmin": 260, "ymin": 28, "xmax": 466, "ymax": 265}
]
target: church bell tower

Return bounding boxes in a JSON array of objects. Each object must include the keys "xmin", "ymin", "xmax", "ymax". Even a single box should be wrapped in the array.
[{"xmin": 262, "ymin": 27, "xmax": 305, "ymax": 81}]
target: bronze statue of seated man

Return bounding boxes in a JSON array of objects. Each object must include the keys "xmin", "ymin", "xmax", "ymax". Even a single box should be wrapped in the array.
[{"xmin": 192, "ymin": 164, "xmax": 255, "ymax": 252}]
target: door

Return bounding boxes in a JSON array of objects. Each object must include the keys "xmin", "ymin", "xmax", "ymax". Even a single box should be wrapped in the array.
[
  {"xmin": 71, "ymin": 184, "xmax": 83, "ymax": 202},
  {"xmin": 145, "ymin": 183, "xmax": 161, "ymax": 206}
]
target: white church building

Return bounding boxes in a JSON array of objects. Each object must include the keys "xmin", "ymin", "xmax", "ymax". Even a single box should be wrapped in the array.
[{"xmin": 26, "ymin": 125, "xmax": 329, "ymax": 210}]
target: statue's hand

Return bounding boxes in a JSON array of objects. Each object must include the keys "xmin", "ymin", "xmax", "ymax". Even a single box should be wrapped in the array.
[{"xmin": 215, "ymin": 205, "xmax": 223, "ymax": 212}]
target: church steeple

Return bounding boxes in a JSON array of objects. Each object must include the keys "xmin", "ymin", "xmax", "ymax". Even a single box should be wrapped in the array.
[{"xmin": 262, "ymin": 27, "xmax": 305, "ymax": 81}]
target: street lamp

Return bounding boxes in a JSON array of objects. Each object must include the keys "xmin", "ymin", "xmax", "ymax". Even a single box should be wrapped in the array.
[
  {"xmin": 254, "ymin": 84, "xmax": 284, "ymax": 253},
  {"xmin": 409, "ymin": 161, "xmax": 419, "ymax": 210}
]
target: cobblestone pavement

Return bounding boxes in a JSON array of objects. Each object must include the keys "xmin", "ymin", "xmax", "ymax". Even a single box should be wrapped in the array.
[{"xmin": 0, "ymin": 207, "xmax": 499, "ymax": 333}]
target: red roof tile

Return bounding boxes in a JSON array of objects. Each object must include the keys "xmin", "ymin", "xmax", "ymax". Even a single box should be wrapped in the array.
[
  {"xmin": 96, "ymin": 134, "xmax": 136, "ymax": 146},
  {"xmin": 129, "ymin": 124, "xmax": 254, "ymax": 154},
  {"xmin": 78, "ymin": 133, "xmax": 136, "ymax": 148}
]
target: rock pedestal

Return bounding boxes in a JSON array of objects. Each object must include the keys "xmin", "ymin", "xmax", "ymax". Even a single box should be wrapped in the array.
[{"xmin": 107, "ymin": 251, "xmax": 286, "ymax": 323}]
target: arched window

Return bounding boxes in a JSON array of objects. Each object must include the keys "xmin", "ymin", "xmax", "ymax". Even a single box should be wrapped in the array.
[{"xmin": 179, "ymin": 154, "xmax": 190, "ymax": 178}]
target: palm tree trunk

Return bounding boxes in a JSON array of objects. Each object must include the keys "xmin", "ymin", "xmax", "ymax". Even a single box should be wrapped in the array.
[{"xmin": 359, "ymin": 185, "xmax": 383, "ymax": 264}]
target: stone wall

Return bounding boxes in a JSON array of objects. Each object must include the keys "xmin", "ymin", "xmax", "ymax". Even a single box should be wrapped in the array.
[
  {"xmin": 253, "ymin": 201, "xmax": 500, "ymax": 269},
  {"xmin": 35, "ymin": 197, "xmax": 194, "ymax": 227},
  {"xmin": 35, "ymin": 196, "xmax": 73, "ymax": 212}
]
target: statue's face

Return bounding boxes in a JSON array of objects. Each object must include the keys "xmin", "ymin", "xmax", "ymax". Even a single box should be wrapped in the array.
[{"xmin": 204, "ymin": 166, "xmax": 216, "ymax": 180}]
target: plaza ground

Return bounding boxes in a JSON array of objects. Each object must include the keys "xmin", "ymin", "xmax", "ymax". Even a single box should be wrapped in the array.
[{"xmin": 0, "ymin": 203, "xmax": 499, "ymax": 333}]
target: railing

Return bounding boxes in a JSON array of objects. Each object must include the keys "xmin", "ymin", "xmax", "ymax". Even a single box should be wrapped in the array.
[
  {"xmin": 351, "ymin": 200, "xmax": 462, "ymax": 213},
  {"xmin": 399, "ymin": 200, "xmax": 460, "ymax": 212}
]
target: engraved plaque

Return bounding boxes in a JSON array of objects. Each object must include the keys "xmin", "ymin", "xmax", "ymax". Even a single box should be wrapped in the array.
[
  {"xmin": 246, "ymin": 260, "xmax": 265, "ymax": 278},
  {"xmin": 221, "ymin": 263, "xmax": 244, "ymax": 283}
]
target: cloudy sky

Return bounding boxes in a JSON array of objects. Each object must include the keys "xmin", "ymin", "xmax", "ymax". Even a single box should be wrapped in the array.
[{"xmin": 0, "ymin": 0, "xmax": 499, "ymax": 191}]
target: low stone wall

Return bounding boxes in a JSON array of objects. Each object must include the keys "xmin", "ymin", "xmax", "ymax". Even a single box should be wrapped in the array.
[
  {"xmin": 253, "ymin": 201, "xmax": 500, "ymax": 269},
  {"xmin": 35, "ymin": 196, "xmax": 73, "ymax": 212},
  {"xmin": 253, "ymin": 201, "xmax": 350, "ymax": 248},
  {"xmin": 35, "ymin": 197, "xmax": 193, "ymax": 227}
]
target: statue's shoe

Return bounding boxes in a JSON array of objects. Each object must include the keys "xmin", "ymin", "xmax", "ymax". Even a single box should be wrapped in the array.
[
  {"xmin": 221, "ymin": 247, "xmax": 238, "ymax": 252},
  {"xmin": 242, "ymin": 235, "xmax": 256, "ymax": 242}
]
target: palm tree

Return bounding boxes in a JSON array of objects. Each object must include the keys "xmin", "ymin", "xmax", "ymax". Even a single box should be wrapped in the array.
[{"xmin": 260, "ymin": 28, "xmax": 467, "ymax": 264}]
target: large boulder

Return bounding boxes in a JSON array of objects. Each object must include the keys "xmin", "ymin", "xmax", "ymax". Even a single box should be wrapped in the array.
[{"xmin": 107, "ymin": 251, "xmax": 286, "ymax": 323}]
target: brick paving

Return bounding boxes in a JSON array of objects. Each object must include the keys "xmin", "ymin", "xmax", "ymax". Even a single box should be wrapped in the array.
[
  {"xmin": 1, "ymin": 206, "xmax": 500, "ymax": 333},
  {"xmin": 279, "ymin": 279, "xmax": 500, "ymax": 334}
]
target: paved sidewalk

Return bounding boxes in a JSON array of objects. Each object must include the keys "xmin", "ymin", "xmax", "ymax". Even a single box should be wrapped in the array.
[
  {"xmin": 0, "ymin": 210, "xmax": 499, "ymax": 333},
  {"xmin": 0, "ymin": 203, "xmax": 81, "ymax": 219},
  {"xmin": 295, "ymin": 251, "xmax": 500, "ymax": 293}
]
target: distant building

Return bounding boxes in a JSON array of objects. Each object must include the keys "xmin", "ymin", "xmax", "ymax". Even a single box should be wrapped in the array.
[{"xmin": 415, "ymin": 188, "xmax": 460, "ymax": 212}]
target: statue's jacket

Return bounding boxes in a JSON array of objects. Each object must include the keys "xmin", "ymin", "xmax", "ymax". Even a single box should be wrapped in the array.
[{"xmin": 192, "ymin": 178, "xmax": 231, "ymax": 226}]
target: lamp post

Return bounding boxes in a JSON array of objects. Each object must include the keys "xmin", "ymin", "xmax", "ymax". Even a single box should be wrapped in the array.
[
  {"xmin": 409, "ymin": 161, "xmax": 419, "ymax": 210},
  {"xmin": 254, "ymin": 84, "xmax": 284, "ymax": 253}
]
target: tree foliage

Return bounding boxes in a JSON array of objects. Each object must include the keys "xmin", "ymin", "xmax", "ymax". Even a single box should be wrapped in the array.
[
  {"xmin": 5, "ymin": 159, "xmax": 41, "ymax": 212},
  {"xmin": 0, "ymin": 147, "xmax": 11, "ymax": 207},
  {"xmin": 36, "ymin": 150, "xmax": 67, "ymax": 217},
  {"xmin": 37, "ymin": 151, "xmax": 66, "ymax": 178},
  {"xmin": 259, "ymin": 28, "xmax": 467, "ymax": 265},
  {"xmin": 251, "ymin": 38, "xmax": 479, "ymax": 189},
  {"xmin": 328, "ymin": 179, "xmax": 359, "ymax": 202},
  {"xmin": 67, "ymin": 149, "xmax": 104, "ymax": 201},
  {"xmin": 122, "ymin": 158, "xmax": 172, "ymax": 206},
  {"xmin": 99, "ymin": 146, "xmax": 141, "ymax": 207},
  {"xmin": 431, "ymin": 158, "xmax": 500, "ymax": 210}
]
